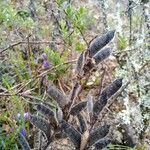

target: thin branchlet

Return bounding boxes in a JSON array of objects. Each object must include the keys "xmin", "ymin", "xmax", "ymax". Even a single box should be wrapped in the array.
[
  {"xmin": 92, "ymin": 138, "xmax": 111, "ymax": 150},
  {"xmin": 89, "ymin": 30, "xmax": 115, "ymax": 57}
]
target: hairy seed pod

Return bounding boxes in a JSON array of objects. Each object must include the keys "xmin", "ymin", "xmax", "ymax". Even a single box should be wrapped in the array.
[
  {"xmin": 70, "ymin": 101, "xmax": 87, "ymax": 116},
  {"xmin": 93, "ymin": 48, "xmax": 112, "ymax": 64},
  {"xmin": 92, "ymin": 138, "xmax": 111, "ymax": 150},
  {"xmin": 37, "ymin": 103, "xmax": 55, "ymax": 118},
  {"xmin": 75, "ymin": 52, "xmax": 84, "ymax": 75},
  {"xmin": 18, "ymin": 133, "xmax": 31, "ymax": 150},
  {"xmin": 47, "ymin": 84, "xmax": 68, "ymax": 108},
  {"xmin": 89, "ymin": 30, "xmax": 115, "ymax": 57},
  {"xmin": 60, "ymin": 120, "xmax": 81, "ymax": 149},
  {"xmin": 77, "ymin": 113, "xmax": 87, "ymax": 133},
  {"xmin": 93, "ymin": 78, "xmax": 123, "ymax": 118},
  {"xmin": 89, "ymin": 124, "xmax": 110, "ymax": 146},
  {"xmin": 30, "ymin": 115, "xmax": 51, "ymax": 139}
]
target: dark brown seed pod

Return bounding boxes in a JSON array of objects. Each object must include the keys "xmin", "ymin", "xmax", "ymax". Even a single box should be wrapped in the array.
[
  {"xmin": 92, "ymin": 138, "xmax": 111, "ymax": 150},
  {"xmin": 18, "ymin": 133, "xmax": 31, "ymax": 150},
  {"xmin": 36, "ymin": 103, "xmax": 58, "ymax": 127},
  {"xmin": 89, "ymin": 124, "xmax": 110, "ymax": 146},
  {"xmin": 47, "ymin": 84, "xmax": 68, "ymax": 108},
  {"xmin": 70, "ymin": 101, "xmax": 87, "ymax": 116},
  {"xmin": 36, "ymin": 103, "xmax": 55, "ymax": 118},
  {"xmin": 93, "ymin": 78, "xmax": 123, "ymax": 118},
  {"xmin": 30, "ymin": 115, "xmax": 51, "ymax": 139},
  {"xmin": 93, "ymin": 47, "xmax": 112, "ymax": 64},
  {"xmin": 60, "ymin": 120, "xmax": 81, "ymax": 149},
  {"xmin": 75, "ymin": 52, "xmax": 84, "ymax": 75},
  {"xmin": 89, "ymin": 30, "xmax": 115, "ymax": 57},
  {"xmin": 77, "ymin": 113, "xmax": 87, "ymax": 133}
]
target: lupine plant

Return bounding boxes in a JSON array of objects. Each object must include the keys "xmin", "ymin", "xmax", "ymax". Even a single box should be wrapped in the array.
[{"xmin": 17, "ymin": 30, "xmax": 123, "ymax": 150}]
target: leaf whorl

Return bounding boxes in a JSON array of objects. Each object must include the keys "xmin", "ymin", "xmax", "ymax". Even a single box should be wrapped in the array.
[
  {"xmin": 47, "ymin": 84, "xmax": 68, "ymax": 108},
  {"xmin": 60, "ymin": 120, "xmax": 81, "ymax": 149},
  {"xmin": 89, "ymin": 30, "xmax": 115, "ymax": 57},
  {"xmin": 77, "ymin": 113, "xmax": 87, "ymax": 133},
  {"xmin": 93, "ymin": 78, "xmax": 123, "ymax": 117},
  {"xmin": 18, "ymin": 133, "xmax": 31, "ymax": 150},
  {"xmin": 89, "ymin": 124, "xmax": 110, "ymax": 146},
  {"xmin": 93, "ymin": 47, "xmax": 112, "ymax": 64},
  {"xmin": 92, "ymin": 138, "xmax": 111, "ymax": 150},
  {"xmin": 70, "ymin": 101, "xmax": 87, "ymax": 116},
  {"xmin": 30, "ymin": 115, "xmax": 51, "ymax": 139}
]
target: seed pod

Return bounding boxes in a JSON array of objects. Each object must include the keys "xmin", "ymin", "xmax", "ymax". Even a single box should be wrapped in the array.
[
  {"xmin": 60, "ymin": 120, "xmax": 81, "ymax": 149},
  {"xmin": 89, "ymin": 124, "xmax": 110, "ymax": 146},
  {"xmin": 30, "ymin": 115, "xmax": 51, "ymax": 139},
  {"xmin": 70, "ymin": 101, "xmax": 87, "ymax": 116},
  {"xmin": 18, "ymin": 133, "xmax": 31, "ymax": 150},
  {"xmin": 93, "ymin": 78, "xmax": 123, "ymax": 118},
  {"xmin": 77, "ymin": 113, "xmax": 87, "ymax": 133},
  {"xmin": 36, "ymin": 103, "xmax": 55, "ymax": 118},
  {"xmin": 75, "ymin": 52, "xmax": 84, "ymax": 75},
  {"xmin": 93, "ymin": 47, "xmax": 112, "ymax": 64},
  {"xmin": 92, "ymin": 138, "xmax": 111, "ymax": 150},
  {"xmin": 89, "ymin": 30, "xmax": 115, "ymax": 57},
  {"xmin": 47, "ymin": 84, "xmax": 68, "ymax": 108}
]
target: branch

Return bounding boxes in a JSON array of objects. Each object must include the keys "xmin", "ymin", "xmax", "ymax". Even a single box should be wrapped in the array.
[{"xmin": 0, "ymin": 41, "xmax": 61, "ymax": 53}]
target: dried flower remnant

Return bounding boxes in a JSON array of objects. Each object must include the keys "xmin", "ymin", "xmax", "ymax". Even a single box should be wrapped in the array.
[
  {"xmin": 18, "ymin": 133, "xmax": 31, "ymax": 150},
  {"xmin": 89, "ymin": 30, "xmax": 115, "ymax": 57},
  {"xmin": 60, "ymin": 120, "xmax": 81, "ymax": 149},
  {"xmin": 93, "ymin": 78, "xmax": 123, "ymax": 118},
  {"xmin": 89, "ymin": 124, "xmax": 110, "ymax": 146}
]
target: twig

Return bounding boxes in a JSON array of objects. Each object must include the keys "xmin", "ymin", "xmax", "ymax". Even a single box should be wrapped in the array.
[{"xmin": 0, "ymin": 41, "xmax": 61, "ymax": 53}]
